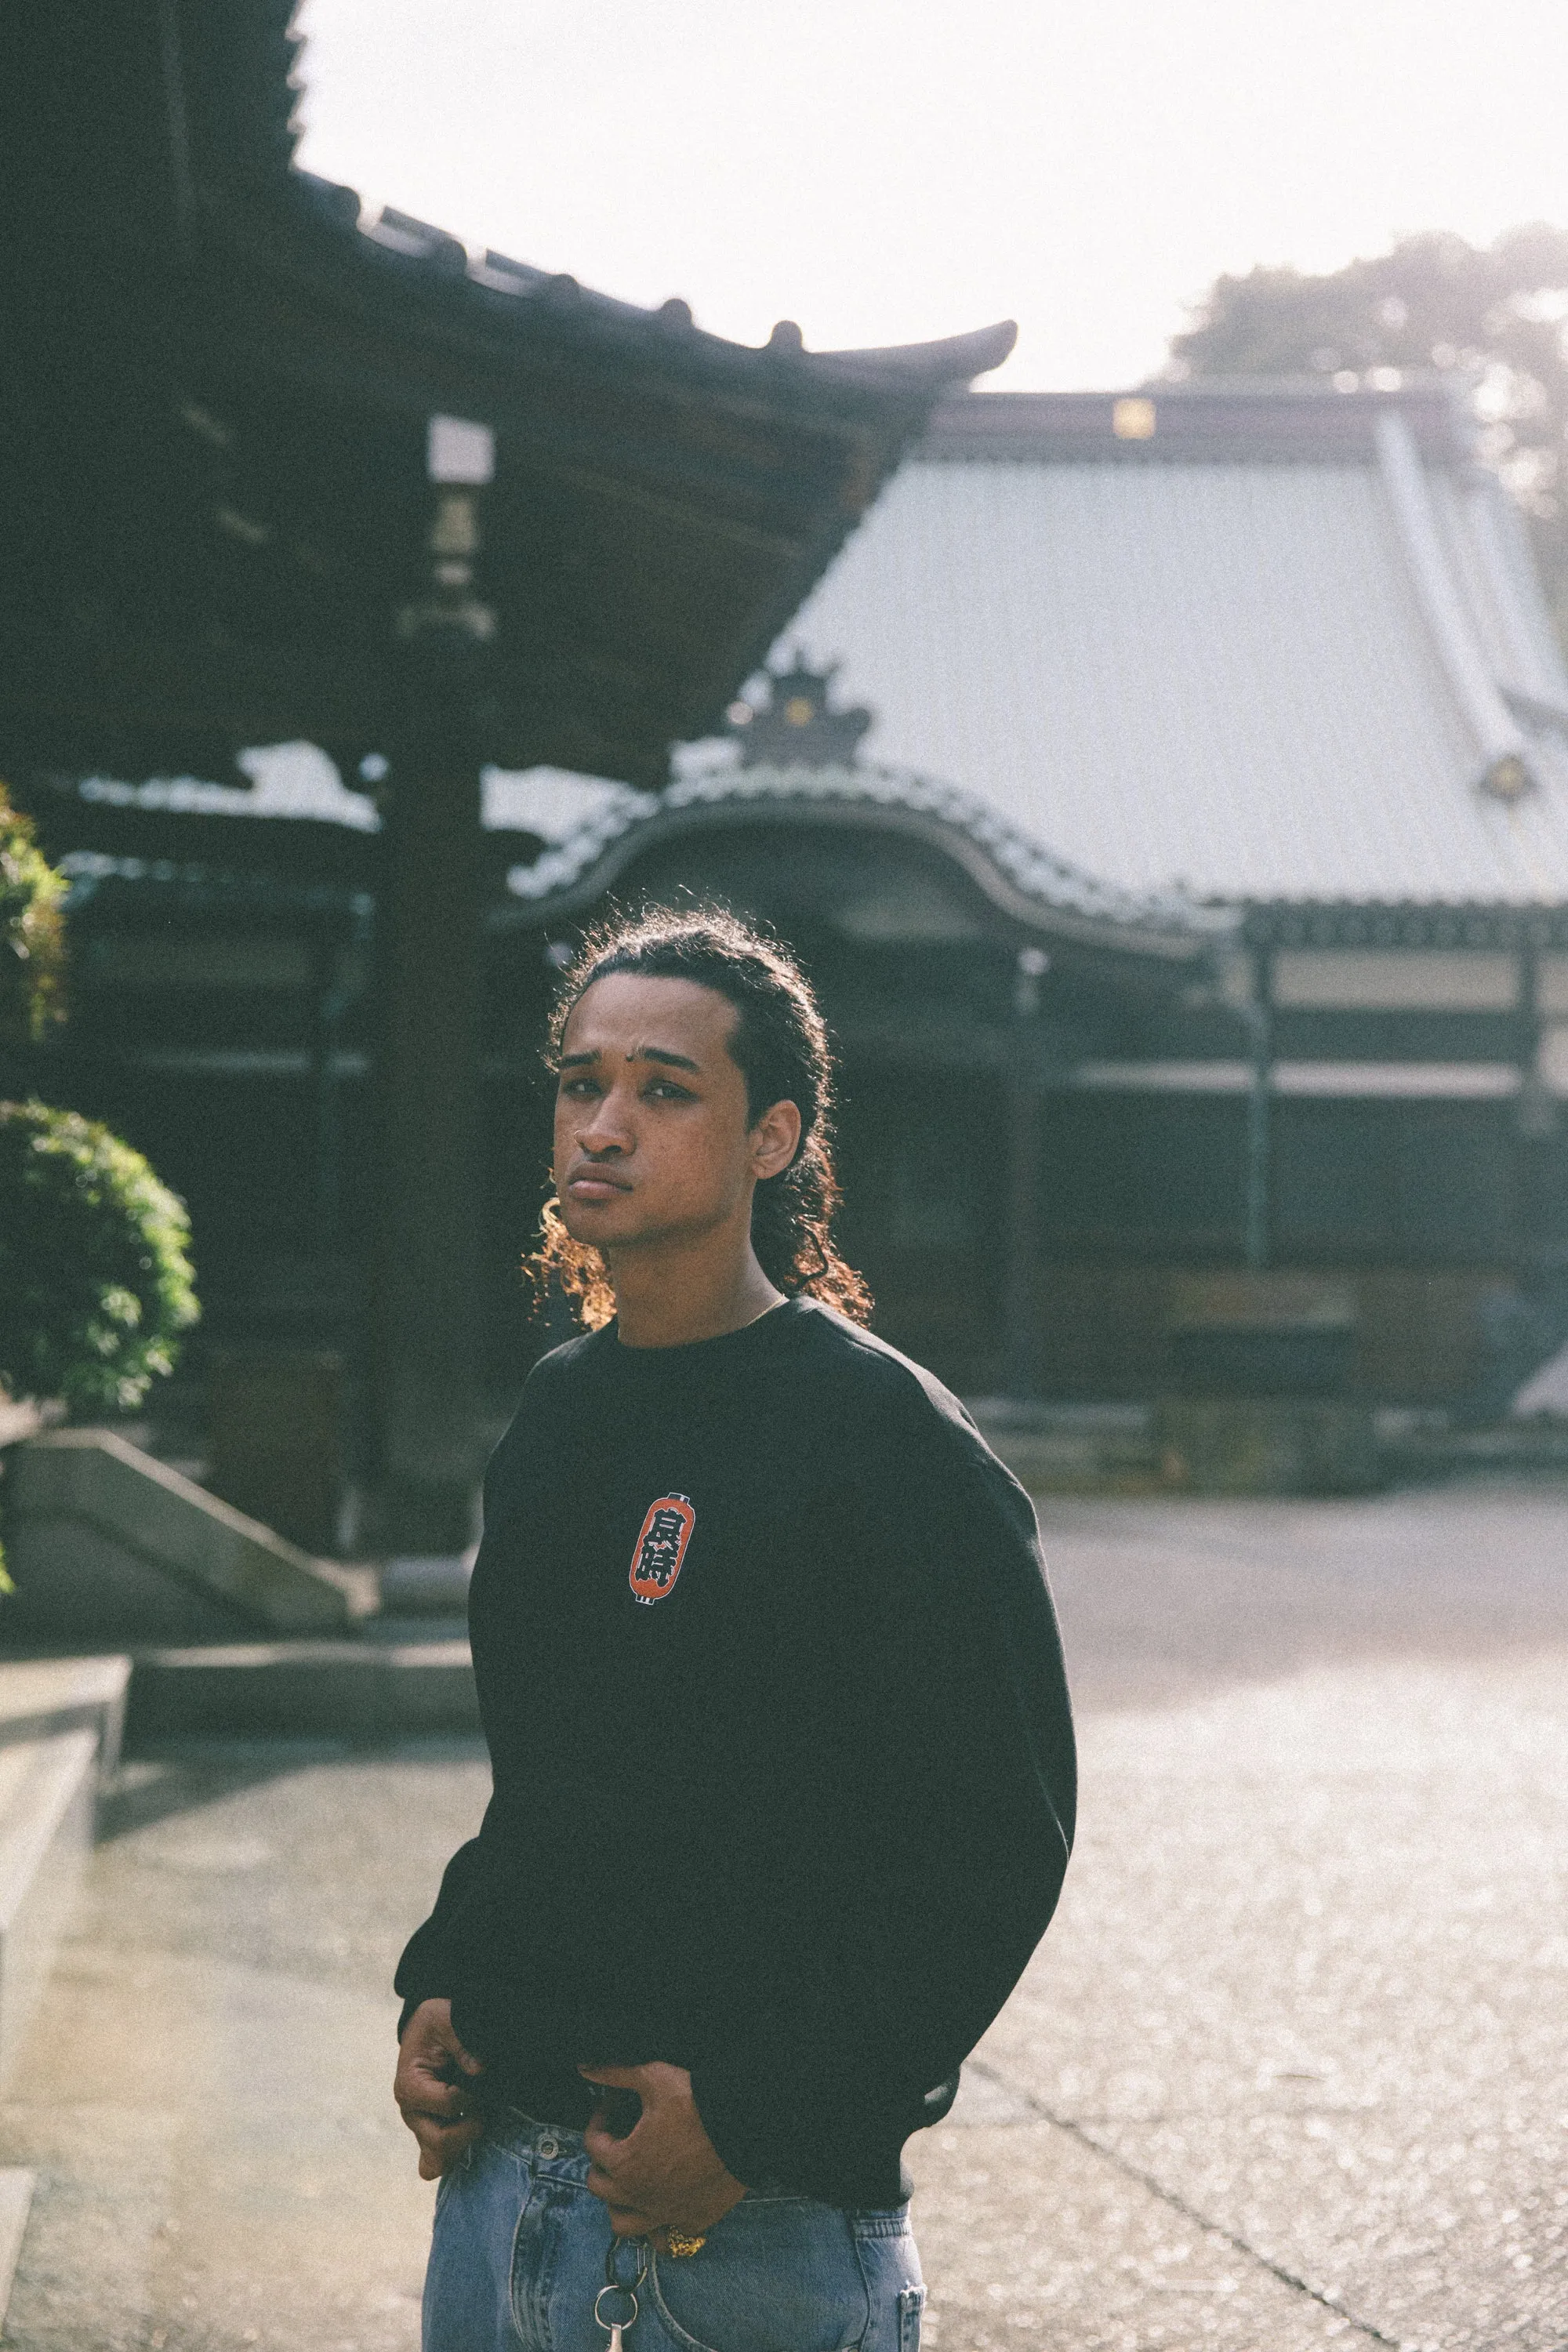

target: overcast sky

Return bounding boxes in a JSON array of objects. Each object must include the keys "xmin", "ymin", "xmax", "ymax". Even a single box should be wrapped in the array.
[{"xmin": 295, "ymin": 0, "xmax": 1568, "ymax": 390}]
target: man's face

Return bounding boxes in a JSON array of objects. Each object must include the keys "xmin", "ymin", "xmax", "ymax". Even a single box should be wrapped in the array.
[{"xmin": 553, "ymin": 973, "xmax": 795, "ymax": 1254}]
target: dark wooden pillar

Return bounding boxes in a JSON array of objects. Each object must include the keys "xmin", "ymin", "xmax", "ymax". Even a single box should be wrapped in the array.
[
  {"xmin": 1002, "ymin": 1074, "xmax": 1042, "ymax": 1398},
  {"xmin": 1002, "ymin": 947, "xmax": 1049, "ymax": 1399},
  {"xmin": 310, "ymin": 935, "xmax": 346, "ymax": 1252},
  {"xmin": 1514, "ymin": 934, "xmax": 1555, "ymax": 1258},
  {"xmin": 1244, "ymin": 946, "xmax": 1274, "ymax": 1272},
  {"xmin": 368, "ymin": 724, "xmax": 485, "ymax": 1553}
]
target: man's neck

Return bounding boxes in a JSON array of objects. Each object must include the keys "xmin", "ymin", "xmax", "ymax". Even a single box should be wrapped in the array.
[{"xmin": 608, "ymin": 1234, "xmax": 785, "ymax": 1349}]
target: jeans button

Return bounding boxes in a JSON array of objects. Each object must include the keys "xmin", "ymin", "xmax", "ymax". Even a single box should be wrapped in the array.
[{"xmin": 538, "ymin": 2136, "xmax": 558, "ymax": 2158}]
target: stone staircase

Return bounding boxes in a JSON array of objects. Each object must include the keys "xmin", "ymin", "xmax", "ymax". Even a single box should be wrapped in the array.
[
  {"xmin": 0, "ymin": 1654, "xmax": 130, "ymax": 2323},
  {"xmin": 1, "ymin": 1430, "xmax": 477, "ymax": 1740},
  {"xmin": 971, "ymin": 1402, "xmax": 1166, "ymax": 1494},
  {"xmin": 5, "ymin": 1428, "xmax": 375, "ymax": 1642},
  {"xmin": 126, "ymin": 1628, "xmax": 478, "ymax": 1740}
]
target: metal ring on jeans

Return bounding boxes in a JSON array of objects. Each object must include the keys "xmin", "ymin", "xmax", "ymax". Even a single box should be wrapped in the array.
[{"xmin": 593, "ymin": 2285, "xmax": 638, "ymax": 2336}]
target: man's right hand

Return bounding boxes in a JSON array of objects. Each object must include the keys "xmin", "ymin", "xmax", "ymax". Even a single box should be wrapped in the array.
[{"xmin": 394, "ymin": 1998, "xmax": 485, "ymax": 2179}]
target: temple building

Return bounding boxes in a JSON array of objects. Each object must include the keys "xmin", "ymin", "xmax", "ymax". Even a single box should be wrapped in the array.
[
  {"xmin": 494, "ymin": 381, "xmax": 1568, "ymax": 1403},
  {"xmin": 1, "ymin": 1, "xmax": 1012, "ymax": 1541},
  {"xmin": 12, "ymin": 13, "xmax": 1568, "ymax": 1477},
  {"xmin": 27, "ymin": 382, "xmax": 1568, "ymax": 1422}
]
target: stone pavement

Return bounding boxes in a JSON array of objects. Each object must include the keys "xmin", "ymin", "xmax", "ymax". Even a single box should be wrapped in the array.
[{"xmin": 0, "ymin": 1482, "xmax": 1564, "ymax": 2350}]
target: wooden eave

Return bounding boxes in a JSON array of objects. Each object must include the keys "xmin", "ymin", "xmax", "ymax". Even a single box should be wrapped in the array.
[{"xmin": 0, "ymin": 5, "xmax": 1014, "ymax": 787}]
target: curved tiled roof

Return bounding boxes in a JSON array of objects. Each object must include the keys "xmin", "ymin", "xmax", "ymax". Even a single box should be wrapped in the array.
[
  {"xmin": 0, "ymin": 5, "xmax": 1014, "ymax": 789},
  {"xmin": 298, "ymin": 173, "xmax": 1018, "ymax": 392},
  {"xmin": 765, "ymin": 383, "xmax": 1568, "ymax": 909},
  {"xmin": 500, "ymin": 756, "xmax": 1225, "ymax": 959},
  {"xmin": 9, "ymin": 2, "xmax": 1016, "ymax": 397}
]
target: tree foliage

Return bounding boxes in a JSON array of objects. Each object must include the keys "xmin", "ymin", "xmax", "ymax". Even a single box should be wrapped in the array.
[
  {"xmin": 0, "ymin": 782, "xmax": 67, "ymax": 1043},
  {"xmin": 0, "ymin": 1101, "xmax": 198, "ymax": 1414},
  {"xmin": 1169, "ymin": 225, "xmax": 1568, "ymax": 638}
]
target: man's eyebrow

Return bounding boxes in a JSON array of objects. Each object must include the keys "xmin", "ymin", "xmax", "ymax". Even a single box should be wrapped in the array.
[
  {"xmin": 556, "ymin": 1045, "xmax": 702, "ymax": 1073},
  {"xmin": 631, "ymin": 1046, "xmax": 700, "ymax": 1072}
]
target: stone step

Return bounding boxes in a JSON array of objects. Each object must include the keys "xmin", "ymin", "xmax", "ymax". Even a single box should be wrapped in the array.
[
  {"xmin": 1381, "ymin": 1417, "xmax": 1568, "ymax": 1479},
  {"xmin": 969, "ymin": 1403, "xmax": 1166, "ymax": 1494},
  {"xmin": 972, "ymin": 1399, "xmax": 1385, "ymax": 1496},
  {"xmin": 5, "ymin": 1430, "xmax": 376, "ymax": 1646},
  {"xmin": 0, "ymin": 2170, "xmax": 34, "ymax": 2339},
  {"xmin": 0, "ymin": 1661, "xmax": 128, "ymax": 2147},
  {"xmin": 0, "ymin": 1657, "xmax": 130, "ymax": 1777},
  {"xmin": 0, "ymin": 1730, "xmax": 100, "ymax": 2088},
  {"xmin": 0, "ymin": 1670, "xmax": 111, "ymax": 2330},
  {"xmin": 378, "ymin": 1552, "xmax": 474, "ymax": 1615},
  {"xmin": 984, "ymin": 1427, "xmax": 1164, "ymax": 1494},
  {"xmin": 126, "ymin": 1637, "xmax": 478, "ymax": 1741}
]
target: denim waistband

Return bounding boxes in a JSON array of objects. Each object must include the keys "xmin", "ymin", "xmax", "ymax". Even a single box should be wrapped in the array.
[
  {"xmin": 483, "ymin": 2107, "xmax": 909, "ymax": 2234},
  {"xmin": 488, "ymin": 2107, "xmax": 583, "ymax": 2161}
]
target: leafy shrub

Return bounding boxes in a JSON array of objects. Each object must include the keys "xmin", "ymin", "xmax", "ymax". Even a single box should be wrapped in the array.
[
  {"xmin": 0, "ymin": 1101, "xmax": 198, "ymax": 1414},
  {"xmin": 0, "ymin": 785, "xmax": 67, "ymax": 1043}
]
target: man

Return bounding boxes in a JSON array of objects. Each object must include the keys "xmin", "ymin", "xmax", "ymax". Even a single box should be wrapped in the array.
[{"xmin": 394, "ymin": 909, "xmax": 1076, "ymax": 2352}]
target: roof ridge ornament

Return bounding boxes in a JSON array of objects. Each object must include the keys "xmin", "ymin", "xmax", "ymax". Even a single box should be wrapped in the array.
[{"xmin": 726, "ymin": 658, "xmax": 873, "ymax": 768}]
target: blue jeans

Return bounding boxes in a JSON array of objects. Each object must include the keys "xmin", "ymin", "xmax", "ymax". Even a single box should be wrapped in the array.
[{"xmin": 423, "ymin": 2113, "xmax": 925, "ymax": 2352}]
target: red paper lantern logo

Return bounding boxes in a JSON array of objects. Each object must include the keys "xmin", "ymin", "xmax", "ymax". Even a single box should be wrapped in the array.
[{"xmin": 628, "ymin": 1494, "xmax": 695, "ymax": 1605}]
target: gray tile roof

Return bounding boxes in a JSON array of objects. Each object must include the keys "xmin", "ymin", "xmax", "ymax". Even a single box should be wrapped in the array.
[
  {"xmin": 757, "ymin": 383, "xmax": 1568, "ymax": 907},
  {"xmin": 501, "ymin": 756, "xmax": 1221, "ymax": 958}
]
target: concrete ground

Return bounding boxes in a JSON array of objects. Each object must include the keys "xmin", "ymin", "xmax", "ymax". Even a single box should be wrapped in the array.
[{"xmin": 1, "ymin": 1481, "xmax": 1565, "ymax": 2352}]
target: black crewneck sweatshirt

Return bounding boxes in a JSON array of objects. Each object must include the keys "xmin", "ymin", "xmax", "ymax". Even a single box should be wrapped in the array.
[{"xmin": 395, "ymin": 1298, "xmax": 1076, "ymax": 2208}]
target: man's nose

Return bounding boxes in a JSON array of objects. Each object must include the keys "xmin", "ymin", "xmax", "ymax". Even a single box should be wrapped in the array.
[{"xmin": 579, "ymin": 1090, "xmax": 633, "ymax": 1155}]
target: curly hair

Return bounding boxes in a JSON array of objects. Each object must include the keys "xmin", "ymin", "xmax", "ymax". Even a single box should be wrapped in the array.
[{"xmin": 528, "ymin": 908, "xmax": 872, "ymax": 1330}]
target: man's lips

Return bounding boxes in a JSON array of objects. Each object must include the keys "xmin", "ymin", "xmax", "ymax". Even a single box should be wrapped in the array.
[{"xmin": 565, "ymin": 1166, "xmax": 633, "ymax": 1199}]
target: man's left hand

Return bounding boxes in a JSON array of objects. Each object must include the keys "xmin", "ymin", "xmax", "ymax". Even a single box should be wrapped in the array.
[{"xmin": 580, "ymin": 2062, "xmax": 746, "ymax": 2244}]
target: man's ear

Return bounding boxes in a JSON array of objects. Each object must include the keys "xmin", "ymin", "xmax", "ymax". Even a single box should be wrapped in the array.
[{"xmin": 751, "ymin": 1098, "xmax": 802, "ymax": 1181}]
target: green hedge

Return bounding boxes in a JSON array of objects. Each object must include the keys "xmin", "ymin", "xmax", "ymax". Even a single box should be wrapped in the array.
[
  {"xmin": 0, "ymin": 1101, "xmax": 198, "ymax": 1414},
  {"xmin": 0, "ymin": 784, "xmax": 66, "ymax": 1043}
]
